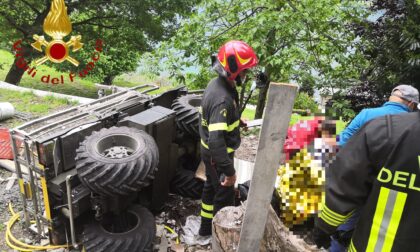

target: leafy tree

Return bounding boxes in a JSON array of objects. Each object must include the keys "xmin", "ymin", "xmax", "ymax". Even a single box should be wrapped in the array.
[
  {"xmin": 0, "ymin": 0, "xmax": 199, "ymax": 85},
  {"xmin": 149, "ymin": 0, "xmax": 368, "ymax": 118},
  {"xmin": 355, "ymin": 0, "xmax": 420, "ymax": 96}
]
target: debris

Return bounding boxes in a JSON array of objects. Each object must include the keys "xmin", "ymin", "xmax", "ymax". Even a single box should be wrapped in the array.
[
  {"xmin": 158, "ymin": 234, "xmax": 169, "ymax": 252},
  {"xmin": 6, "ymin": 173, "xmax": 16, "ymax": 191},
  {"xmin": 156, "ymin": 224, "xmax": 165, "ymax": 237},
  {"xmin": 40, "ymin": 239, "xmax": 49, "ymax": 246},
  {"xmin": 171, "ymin": 243, "xmax": 185, "ymax": 252},
  {"xmin": 181, "ymin": 215, "xmax": 211, "ymax": 246}
]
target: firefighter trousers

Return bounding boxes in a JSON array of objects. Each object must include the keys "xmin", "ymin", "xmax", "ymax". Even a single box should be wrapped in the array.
[{"xmin": 199, "ymin": 150, "xmax": 235, "ymax": 236}]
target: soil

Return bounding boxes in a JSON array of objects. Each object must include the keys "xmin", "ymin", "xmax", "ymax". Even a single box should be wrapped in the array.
[
  {"xmin": 235, "ymin": 134, "xmax": 259, "ymax": 162},
  {"xmin": 0, "ymin": 169, "xmax": 37, "ymax": 252}
]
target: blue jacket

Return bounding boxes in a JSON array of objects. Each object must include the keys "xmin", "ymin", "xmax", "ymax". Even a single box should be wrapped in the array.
[{"xmin": 338, "ymin": 102, "xmax": 410, "ymax": 146}]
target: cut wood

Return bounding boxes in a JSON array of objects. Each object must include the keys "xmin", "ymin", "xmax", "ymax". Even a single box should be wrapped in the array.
[
  {"xmin": 212, "ymin": 203, "xmax": 322, "ymax": 252},
  {"xmin": 238, "ymin": 82, "xmax": 298, "ymax": 251}
]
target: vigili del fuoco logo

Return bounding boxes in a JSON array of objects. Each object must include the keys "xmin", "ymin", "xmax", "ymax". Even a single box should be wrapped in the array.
[{"xmin": 12, "ymin": 0, "xmax": 103, "ymax": 85}]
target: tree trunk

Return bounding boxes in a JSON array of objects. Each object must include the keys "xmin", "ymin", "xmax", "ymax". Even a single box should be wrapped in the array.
[
  {"xmin": 212, "ymin": 204, "xmax": 319, "ymax": 252},
  {"xmin": 239, "ymin": 83, "xmax": 246, "ymax": 111},
  {"xmin": 4, "ymin": 43, "xmax": 33, "ymax": 85},
  {"xmin": 255, "ymin": 84, "xmax": 269, "ymax": 119},
  {"xmin": 103, "ymin": 75, "xmax": 116, "ymax": 85}
]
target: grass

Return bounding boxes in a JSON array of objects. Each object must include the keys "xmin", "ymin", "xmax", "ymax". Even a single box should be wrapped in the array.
[
  {"xmin": 242, "ymin": 107, "xmax": 255, "ymax": 120},
  {"xmin": 0, "ymin": 49, "xmax": 174, "ymax": 99},
  {"xmin": 0, "ymin": 88, "xmax": 77, "ymax": 128}
]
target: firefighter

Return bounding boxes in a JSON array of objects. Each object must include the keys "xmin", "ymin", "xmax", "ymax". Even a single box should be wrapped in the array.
[
  {"xmin": 198, "ymin": 40, "xmax": 258, "ymax": 236},
  {"xmin": 312, "ymin": 106, "xmax": 420, "ymax": 251},
  {"xmin": 331, "ymin": 84, "xmax": 419, "ymax": 252}
]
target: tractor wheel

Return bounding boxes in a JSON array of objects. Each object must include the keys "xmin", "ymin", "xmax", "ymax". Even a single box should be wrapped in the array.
[
  {"xmin": 172, "ymin": 94, "xmax": 202, "ymax": 138},
  {"xmin": 170, "ymin": 168, "xmax": 204, "ymax": 199},
  {"xmin": 83, "ymin": 205, "xmax": 156, "ymax": 252},
  {"xmin": 76, "ymin": 126, "xmax": 159, "ymax": 197}
]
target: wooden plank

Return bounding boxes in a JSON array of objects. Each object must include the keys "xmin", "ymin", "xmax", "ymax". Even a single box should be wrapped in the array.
[{"xmin": 237, "ymin": 82, "xmax": 298, "ymax": 252}]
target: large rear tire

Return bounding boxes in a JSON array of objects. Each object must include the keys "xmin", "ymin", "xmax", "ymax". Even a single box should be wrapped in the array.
[
  {"xmin": 83, "ymin": 205, "xmax": 156, "ymax": 252},
  {"xmin": 76, "ymin": 127, "xmax": 159, "ymax": 197},
  {"xmin": 172, "ymin": 94, "xmax": 202, "ymax": 138},
  {"xmin": 170, "ymin": 168, "xmax": 204, "ymax": 199}
]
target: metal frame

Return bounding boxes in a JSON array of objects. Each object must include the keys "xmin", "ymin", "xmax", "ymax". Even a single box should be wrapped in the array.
[{"xmin": 10, "ymin": 130, "xmax": 50, "ymax": 238}]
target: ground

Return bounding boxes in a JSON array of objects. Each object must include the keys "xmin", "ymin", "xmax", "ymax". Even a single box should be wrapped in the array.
[
  {"xmin": 0, "ymin": 166, "xmax": 211, "ymax": 252},
  {"xmin": 0, "ymin": 169, "xmax": 37, "ymax": 252}
]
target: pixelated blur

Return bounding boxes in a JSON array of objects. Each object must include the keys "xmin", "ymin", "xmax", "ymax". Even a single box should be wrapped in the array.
[{"xmin": 276, "ymin": 117, "xmax": 338, "ymax": 228}]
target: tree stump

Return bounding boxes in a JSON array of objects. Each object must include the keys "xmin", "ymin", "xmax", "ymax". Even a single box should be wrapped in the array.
[{"xmin": 212, "ymin": 203, "xmax": 323, "ymax": 252}]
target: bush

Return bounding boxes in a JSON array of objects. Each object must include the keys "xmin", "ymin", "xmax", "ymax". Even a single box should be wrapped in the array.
[
  {"xmin": 293, "ymin": 92, "xmax": 319, "ymax": 113},
  {"xmin": 326, "ymin": 98, "xmax": 356, "ymax": 122}
]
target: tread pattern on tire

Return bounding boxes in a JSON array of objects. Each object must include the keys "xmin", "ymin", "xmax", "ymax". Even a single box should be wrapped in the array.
[
  {"xmin": 170, "ymin": 168, "xmax": 204, "ymax": 199},
  {"xmin": 172, "ymin": 94, "xmax": 202, "ymax": 138},
  {"xmin": 83, "ymin": 205, "xmax": 156, "ymax": 252},
  {"xmin": 76, "ymin": 126, "xmax": 159, "ymax": 197}
]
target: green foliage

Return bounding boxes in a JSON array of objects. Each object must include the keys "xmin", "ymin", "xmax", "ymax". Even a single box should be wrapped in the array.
[
  {"xmin": 360, "ymin": 1, "xmax": 420, "ymax": 93},
  {"xmin": 241, "ymin": 108, "xmax": 255, "ymax": 120},
  {"xmin": 0, "ymin": 0, "xmax": 200, "ymax": 84},
  {"xmin": 148, "ymin": 0, "xmax": 369, "ymax": 94},
  {"xmin": 293, "ymin": 92, "xmax": 319, "ymax": 112},
  {"xmin": 328, "ymin": 98, "xmax": 355, "ymax": 122}
]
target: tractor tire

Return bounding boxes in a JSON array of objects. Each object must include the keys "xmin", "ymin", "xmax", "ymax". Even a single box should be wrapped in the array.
[
  {"xmin": 83, "ymin": 204, "xmax": 156, "ymax": 252},
  {"xmin": 75, "ymin": 126, "xmax": 159, "ymax": 197},
  {"xmin": 172, "ymin": 94, "xmax": 202, "ymax": 138},
  {"xmin": 170, "ymin": 168, "xmax": 204, "ymax": 199}
]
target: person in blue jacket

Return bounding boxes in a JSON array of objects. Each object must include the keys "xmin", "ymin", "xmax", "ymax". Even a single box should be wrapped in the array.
[
  {"xmin": 339, "ymin": 84, "xmax": 419, "ymax": 146},
  {"xmin": 329, "ymin": 84, "xmax": 419, "ymax": 252}
]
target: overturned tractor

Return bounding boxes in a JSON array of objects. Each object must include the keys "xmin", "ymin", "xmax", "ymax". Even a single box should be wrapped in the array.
[{"xmin": 9, "ymin": 85, "xmax": 204, "ymax": 251}]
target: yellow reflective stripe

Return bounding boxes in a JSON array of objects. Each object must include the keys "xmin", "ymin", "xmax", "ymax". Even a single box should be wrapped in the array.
[
  {"xmin": 349, "ymin": 240, "xmax": 357, "ymax": 252},
  {"xmin": 320, "ymin": 211, "xmax": 342, "ymax": 226},
  {"xmin": 201, "ymin": 139, "xmax": 235, "ymax": 153},
  {"xmin": 202, "ymin": 203, "xmax": 214, "ymax": 211},
  {"xmin": 201, "ymin": 210, "xmax": 213, "ymax": 219},
  {"xmin": 322, "ymin": 204, "xmax": 352, "ymax": 221},
  {"xmin": 382, "ymin": 191, "xmax": 407, "ymax": 252},
  {"xmin": 209, "ymin": 123, "xmax": 228, "ymax": 131},
  {"xmin": 227, "ymin": 120, "xmax": 240, "ymax": 132},
  {"xmin": 366, "ymin": 187, "xmax": 390, "ymax": 252},
  {"xmin": 201, "ymin": 139, "xmax": 209, "ymax": 149}
]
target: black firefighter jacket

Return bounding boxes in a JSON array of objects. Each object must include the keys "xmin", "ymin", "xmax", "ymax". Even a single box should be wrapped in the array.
[
  {"xmin": 198, "ymin": 76, "xmax": 241, "ymax": 177},
  {"xmin": 316, "ymin": 111, "xmax": 420, "ymax": 252}
]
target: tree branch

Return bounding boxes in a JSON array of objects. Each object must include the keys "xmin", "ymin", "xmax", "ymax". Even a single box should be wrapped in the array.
[
  {"xmin": 85, "ymin": 22, "xmax": 118, "ymax": 29},
  {"xmin": 0, "ymin": 11, "xmax": 29, "ymax": 36},
  {"xmin": 19, "ymin": 0, "xmax": 41, "ymax": 15},
  {"xmin": 72, "ymin": 15, "xmax": 118, "ymax": 27},
  {"xmin": 206, "ymin": 6, "xmax": 267, "ymax": 41}
]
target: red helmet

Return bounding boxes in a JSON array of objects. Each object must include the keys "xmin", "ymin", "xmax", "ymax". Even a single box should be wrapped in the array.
[{"xmin": 217, "ymin": 40, "xmax": 258, "ymax": 81}]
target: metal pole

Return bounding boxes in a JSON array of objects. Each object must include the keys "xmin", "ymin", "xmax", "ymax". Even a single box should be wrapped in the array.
[
  {"xmin": 66, "ymin": 175, "xmax": 78, "ymax": 249},
  {"xmin": 9, "ymin": 132, "xmax": 31, "ymax": 228}
]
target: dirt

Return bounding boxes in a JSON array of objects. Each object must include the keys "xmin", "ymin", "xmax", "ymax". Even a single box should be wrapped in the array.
[
  {"xmin": 235, "ymin": 134, "xmax": 259, "ymax": 162},
  {"xmin": 0, "ymin": 169, "xmax": 37, "ymax": 252}
]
